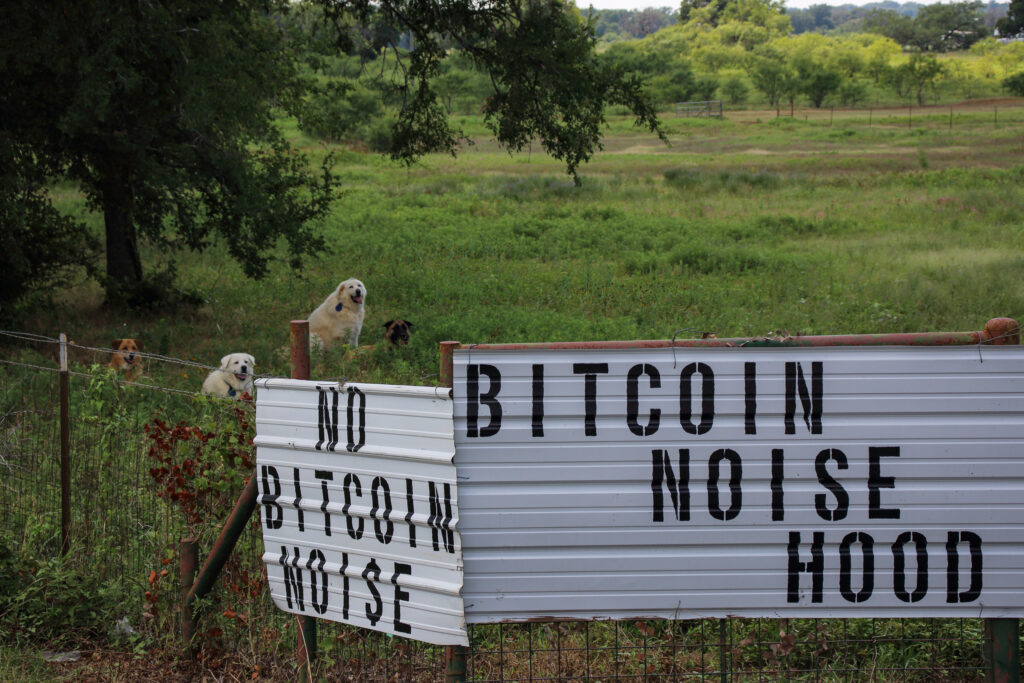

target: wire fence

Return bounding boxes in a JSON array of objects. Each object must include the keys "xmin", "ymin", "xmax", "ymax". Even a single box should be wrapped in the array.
[{"xmin": 0, "ymin": 331, "xmax": 1013, "ymax": 680}]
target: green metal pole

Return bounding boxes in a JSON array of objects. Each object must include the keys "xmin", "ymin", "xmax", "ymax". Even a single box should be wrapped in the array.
[{"xmin": 984, "ymin": 618, "xmax": 1019, "ymax": 683}]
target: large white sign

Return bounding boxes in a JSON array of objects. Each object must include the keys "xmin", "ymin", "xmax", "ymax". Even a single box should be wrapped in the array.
[
  {"xmin": 254, "ymin": 379, "xmax": 467, "ymax": 646},
  {"xmin": 453, "ymin": 345, "xmax": 1024, "ymax": 622}
]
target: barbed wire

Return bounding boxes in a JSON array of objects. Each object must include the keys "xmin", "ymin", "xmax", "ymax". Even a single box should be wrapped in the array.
[{"xmin": 0, "ymin": 329, "xmax": 274, "ymax": 378}]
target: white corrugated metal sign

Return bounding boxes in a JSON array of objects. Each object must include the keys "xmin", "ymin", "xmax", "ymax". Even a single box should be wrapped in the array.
[
  {"xmin": 254, "ymin": 378, "xmax": 467, "ymax": 646},
  {"xmin": 453, "ymin": 345, "xmax": 1024, "ymax": 622}
]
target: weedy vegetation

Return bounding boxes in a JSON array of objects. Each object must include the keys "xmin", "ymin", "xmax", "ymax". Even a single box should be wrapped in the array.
[{"xmin": 2, "ymin": 102, "xmax": 1023, "ymax": 678}]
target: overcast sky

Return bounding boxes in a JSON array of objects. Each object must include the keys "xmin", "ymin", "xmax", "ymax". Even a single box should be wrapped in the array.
[{"xmin": 580, "ymin": 0, "xmax": 945, "ymax": 10}]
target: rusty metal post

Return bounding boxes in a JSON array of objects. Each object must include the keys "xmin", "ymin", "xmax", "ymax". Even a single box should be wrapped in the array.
[
  {"xmin": 984, "ymin": 619, "xmax": 1020, "ymax": 683},
  {"xmin": 440, "ymin": 340, "xmax": 468, "ymax": 683},
  {"xmin": 290, "ymin": 320, "xmax": 310, "ymax": 382},
  {"xmin": 983, "ymin": 317, "xmax": 1020, "ymax": 681},
  {"xmin": 290, "ymin": 319, "xmax": 317, "ymax": 681},
  {"xmin": 59, "ymin": 333, "xmax": 71, "ymax": 556},
  {"xmin": 181, "ymin": 538, "xmax": 198, "ymax": 657},
  {"xmin": 187, "ymin": 474, "xmax": 258, "ymax": 606}
]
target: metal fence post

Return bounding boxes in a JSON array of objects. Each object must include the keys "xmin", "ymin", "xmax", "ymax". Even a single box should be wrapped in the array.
[
  {"xmin": 984, "ymin": 317, "xmax": 1020, "ymax": 682},
  {"xmin": 58, "ymin": 333, "xmax": 71, "ymax": 556},
  {"xmin": 440, "ymin": 341, "xmax": 468, "ymax": 683},
  {"xmin": 290, "ymin": 320, "xmax": 317, "ymax": 681}
]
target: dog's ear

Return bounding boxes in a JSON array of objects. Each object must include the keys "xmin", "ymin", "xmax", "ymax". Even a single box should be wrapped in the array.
[
  {"xmin": 383, "ymin": 320, "xmax": 395, "ymax": 328},
  {"xmin": 404, "ymin": 321, "xmax": 413, "ymax": 329},
  {"xmin": 112, "ymin": 339, "xmax": 122, "ymax": 349},
  {"xmin": 220, "ymin": 354, "xmax": 233, "ymax": 368},
  {"xmin": 134, "ymin": 340, "xmax": 143, "ymax": 351}
]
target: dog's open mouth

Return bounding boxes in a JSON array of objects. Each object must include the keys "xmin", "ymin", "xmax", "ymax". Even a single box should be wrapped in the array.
[
  {"xmin": 352, "ymin": 295, "xmax": 363, "ymax": 304},
  {"xmin": 234, "ymin": 373, "xmax": 248, "ymax": 381}
]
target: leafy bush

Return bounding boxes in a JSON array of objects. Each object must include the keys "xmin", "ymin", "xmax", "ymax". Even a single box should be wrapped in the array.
[{"xmin": 1004, "ymin": 72, "xmax": 1024, "ymax": 96}]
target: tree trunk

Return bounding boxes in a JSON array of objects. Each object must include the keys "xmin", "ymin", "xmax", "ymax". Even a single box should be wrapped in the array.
[{"xmin": 101, "ymin": 167, "xmax": 143, "ymax": 300}]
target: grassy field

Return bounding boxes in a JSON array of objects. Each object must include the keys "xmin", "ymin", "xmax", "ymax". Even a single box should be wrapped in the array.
[
  {"xmin": 4, "ymin": 98, "xmax": 1023, "ymax": 680},
  {"xmin": 21, "ymin": 97, "xmax": 1024, "ymax": 391}
]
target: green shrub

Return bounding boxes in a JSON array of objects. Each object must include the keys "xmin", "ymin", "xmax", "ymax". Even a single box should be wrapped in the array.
[{"xmin": 1004, "ymin": 72, "xmax": 1024, "ymax": 97}]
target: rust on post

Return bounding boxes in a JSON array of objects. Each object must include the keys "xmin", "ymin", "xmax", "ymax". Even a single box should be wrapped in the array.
[
  {"xmin": 181, "ymin": 538, "xmax": 198, "ymax": 658},
  {"xmin": 982, "ymin": 317, "xmax": 1020, "ymax": 346},
  {"xmin": 290, "ymin": 319, "xmax": 316, "ymax": 677},
  {"xmin": 440, "ymin": 340, "xmax": 466, "ymax": 680},
  {"xmin": 290, "ymin": 320, "xmax": 311, "ymax": 380},
  {"xmin": 440, "ymin": 341, "xmax": 459, "ymax": 388},
  {"xmin": 186, "ymin": 473, "xmax": 258, "ymax": 606},
  {"xmin": 449, "ymin": 321, "xmax": 1018, "ymax": 352}
]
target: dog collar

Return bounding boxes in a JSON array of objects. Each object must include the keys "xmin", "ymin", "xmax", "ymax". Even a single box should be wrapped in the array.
[
  {"xmin": 335, "ymin": 303, "xmax": 343, "ymax": 312},
  {"xmin": 228, "ymin": 387, "xmax": 236, "ymax": 397}
]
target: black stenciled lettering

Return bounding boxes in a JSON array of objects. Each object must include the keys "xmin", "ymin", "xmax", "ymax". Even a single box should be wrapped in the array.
[
  {"xmin": 626, "ymin": 364, "xmax": 662, "ymax": 437},
  {"xmin": 346, "ymin": 386, "xmax": 366, "ymax": 452},
  {"xmin": 405, "ymin": 478, "xmax": 416, "ymax": 548},
  {"xmin": 316, "ymin": 386, "xmax": 340, "ymax": 451},
  {"xmin": 946, "ymin": 531, "xmax": 983, "ymax": 603},
  {"xmin": 293, "ymin": 467, "xmax": 304, "ymax": 532},
  {"xmin": 343, "ymin": 473, "xmax": 364, "ymax": 540},
  {"xmin": 839, "ymin": 531, "xmax": 875, "ymax": 603},
  {"xmin": 392, "ymin": 563, "xmax": 413, "ymax": 634},
  {"xmin": 280, "ymin": 545, "xmax": 304, "ymax": 611},
  {"xmin": 340, "ymin": 552, "xmax": 350, "ymax": 619},
  {"xmin": 893, "ymin": 531, "xmax": 928, "ymax": 603},
  {"xmin": 371, "ymin": 476, "xmax": 394, "ymax": 545},
  {"xmin": 532, "ymin": 364, "xmax": 544, "ymax": 437},
  {"xmin": 784, "ymin": 361, "xmax": 823, "ymax": 434},
  {"xmin": 306, "ymin": 548, "xmax": 329, "ymax": 615},
  {"xmin": 787, "ymin": 531, "xmax": 824, "ymax": 603},
  {"xmin": 814, "ymin": 448, "xmax": 849, "ymax": 522},
  {"xmin": 466, "ymin": 364, "xmax": 502, "ymax": 438},
  {"xmin": 651, "ymin": 449, "xmax": 690, "ymax": 522},
  {"xmin": 771, "ymin": 449, "xmax": 784, "ymax": 521},
  {"xmin": 428, "ymin": 481, "xmax": 455, "ymax": 553},
  {"xmin": 260, "ymin": 465, "xmax": 283, "ymax": 529},
  {"xmin": 868, "ymin": 446, "xmax": 901, "ymax": 519},
  {"xmin": 574, "ymin": 363, "xmax": 609, "ymax": 437},
  {"xmin": 314, "ymin": 470, "xmax": 334, "ymax": 536},
  {"xmin": 707, "ymin": 449, "xmax": 742, "ymax": 521},
  {"xmin": 679, "ymin": 362, "xmax": 715, "ymax": 435},
  {"xmin": 744, "ymin": 362, "xmax": 757, "ymax": 434},
  {"xmin": 362, "ymin": 559, "xmax": 383, "ymax": 626}
]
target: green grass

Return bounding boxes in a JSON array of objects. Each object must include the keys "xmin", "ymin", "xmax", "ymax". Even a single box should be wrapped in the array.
[{"xmin": 17, "ymin": 101, "xmax": 1024, "ymax": 391}]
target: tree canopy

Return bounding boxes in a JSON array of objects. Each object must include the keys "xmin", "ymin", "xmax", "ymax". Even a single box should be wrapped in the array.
[{"xmin": 0, "ymin": 0, "xmax": 662, "ymax": 313}]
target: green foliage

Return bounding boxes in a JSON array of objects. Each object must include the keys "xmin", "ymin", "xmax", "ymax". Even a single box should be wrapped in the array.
[
  {"xmin": 0, "ymin": 137, "xmax": 98, "ymax": 322},
  {"xmin": 1, "ymin": 0, "xmax": 337, "ymax": 304},
  {"xmin": 997, "ymin": 0, "xmax": 1024, "ymax": 37},
  {"xmin": 1004, "ymin": 71, "xmax": 1024, "ymax": 95},
  {"xmin": 0, "ymin": 532, "xmax": 122, "ymax": 645}
]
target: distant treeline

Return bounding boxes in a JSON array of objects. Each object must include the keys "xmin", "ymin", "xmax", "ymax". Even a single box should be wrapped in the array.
[{"xmin": 584, "ymin": 3, "xmax": 1010, "ymax": 41}]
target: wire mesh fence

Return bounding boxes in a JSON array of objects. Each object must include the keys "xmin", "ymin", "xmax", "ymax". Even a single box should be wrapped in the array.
[{"xmin": 0, "ymin": 336, "xmax": 1011, "ymax": 680}]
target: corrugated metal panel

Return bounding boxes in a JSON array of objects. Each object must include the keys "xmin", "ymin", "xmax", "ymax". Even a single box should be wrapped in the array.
[
  {"xmin": 453, "ymin": 345, "xmax": 1024, "ymax": 622},
  {"xmin": 254, "ymin": 378, "xmax": 467, "ymax": 646}
]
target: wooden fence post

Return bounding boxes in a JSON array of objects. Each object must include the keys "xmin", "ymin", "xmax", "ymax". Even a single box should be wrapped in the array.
[
  {"xmin": 290, "ymin": 320, "xmax": 317, "ymax": 681},
  {"xmin": 440, "ymin": 341, "xmax": 468, "ymax": 683}
]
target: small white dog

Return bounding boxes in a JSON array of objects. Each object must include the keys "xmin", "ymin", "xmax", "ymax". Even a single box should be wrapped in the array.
[
  {"xmin": 308, "ymin": 278, "xmax": 366, "ymax": 350},
  {"xmin": 202, "ymin": 353, "xmax": 256, "ymax": 398}
]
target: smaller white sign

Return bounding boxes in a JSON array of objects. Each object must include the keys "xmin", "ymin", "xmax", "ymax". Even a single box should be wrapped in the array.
[{"xmin": 254, "ymin": 378, "xmax": 466, "ymax": 646}]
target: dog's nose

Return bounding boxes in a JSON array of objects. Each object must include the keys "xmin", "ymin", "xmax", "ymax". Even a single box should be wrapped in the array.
[{"xmin": 241, "ymin": 365, "xmax": 247, "ymax": 373}]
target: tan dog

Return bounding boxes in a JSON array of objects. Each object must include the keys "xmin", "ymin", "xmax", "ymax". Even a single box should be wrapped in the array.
[
  {"xmin": 308, "ymin": 278, "xmax": 366, "ymax": 350},
  {"xmin": 201, "ymin": 353, "xmax": 256, "ymax": 398},
  {"xmin": 383, "ymin": 319, "xmax": 413, "ymax": 346},
  {"xmin": 108, "ymin": 338, "xmax": 143, "ymax": 381}
]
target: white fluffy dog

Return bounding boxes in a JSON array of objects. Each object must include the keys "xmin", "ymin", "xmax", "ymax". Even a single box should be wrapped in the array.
[
  {"xmin": 202, "ymin": 353, "xmax": 256, "ymax": 398},
  {"xmin": 308, "ymin": 278, "xmax": 366, "ymax": 350}
]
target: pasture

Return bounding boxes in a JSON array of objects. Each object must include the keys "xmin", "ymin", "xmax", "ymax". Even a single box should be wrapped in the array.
[
  {"xmin": 2, "ymin": 98, "xmax": 1023, "ymax": 679},
  {"xmin": 28, "ymin": 98, "xmax": 1024, "ymax": 387}
]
